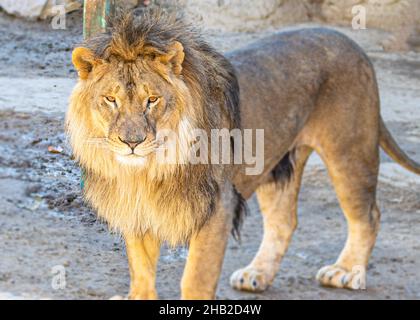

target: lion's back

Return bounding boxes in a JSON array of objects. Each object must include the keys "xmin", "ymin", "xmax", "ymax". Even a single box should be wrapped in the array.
[{"xmin": 229, "ymin": 28, "xmax": 379, "ymax": 197}]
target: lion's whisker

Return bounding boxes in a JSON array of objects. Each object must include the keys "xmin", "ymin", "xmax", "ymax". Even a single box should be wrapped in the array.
[{"xmin": 85, "ymin": 138, "xmax": 108, "ymax": 145}]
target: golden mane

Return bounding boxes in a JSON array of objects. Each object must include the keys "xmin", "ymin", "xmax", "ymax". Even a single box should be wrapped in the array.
[{"xmin": 66, "ymin": 9, "xmax": 242, "ymax": 246}]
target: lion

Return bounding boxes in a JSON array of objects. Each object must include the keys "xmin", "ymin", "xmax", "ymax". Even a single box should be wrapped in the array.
[{"xmin": 66, "ymin": 10, "xmax": 420, "ymax": 299}]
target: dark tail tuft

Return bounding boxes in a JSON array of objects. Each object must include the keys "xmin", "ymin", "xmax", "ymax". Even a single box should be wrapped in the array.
[{"xmin": 232, "ymin": 186, "xmax": 248, "ymax": 241}]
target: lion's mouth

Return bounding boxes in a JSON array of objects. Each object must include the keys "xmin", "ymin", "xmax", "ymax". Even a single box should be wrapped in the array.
[{"xmin": 116, "ymin": 153, "xmax": 148, "ymax": 166}]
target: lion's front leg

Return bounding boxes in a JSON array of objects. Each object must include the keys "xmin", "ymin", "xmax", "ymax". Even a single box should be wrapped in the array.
[
  {"xmin": 124, "ymin": 232, "xmax": 160, "ymax": 300},
  {"xmin": 181, "ymin": 207, "xmax": 231, "ymax": 300}
]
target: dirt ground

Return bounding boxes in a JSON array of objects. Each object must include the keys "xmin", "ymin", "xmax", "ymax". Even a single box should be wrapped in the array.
[{"xmin": 0, "ymin": 8, "xmax": 419, "ymax": 300}]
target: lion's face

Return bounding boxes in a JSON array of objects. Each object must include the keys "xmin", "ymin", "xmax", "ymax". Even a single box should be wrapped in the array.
[
  {"xmin": 70, "ymin": 42, "xmax": 187, "ymax": 167},
  {"xmin": 86, "ymin": 63, "xmax": 177, "ymax": 166}
]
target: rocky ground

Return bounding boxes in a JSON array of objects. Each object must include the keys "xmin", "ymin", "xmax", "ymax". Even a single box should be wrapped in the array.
[{"xmin": 0, "ymin": 8, "xmax": 419, "ymax": 299}]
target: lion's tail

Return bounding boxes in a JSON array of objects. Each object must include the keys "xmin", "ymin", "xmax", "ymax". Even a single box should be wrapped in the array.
[{"xmin": 380, "ymin": 117, "xmax": 420, "ymax": 175}]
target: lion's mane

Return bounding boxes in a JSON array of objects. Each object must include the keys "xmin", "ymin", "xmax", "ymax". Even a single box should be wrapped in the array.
[{"xmin": 66, "ymin": 9, "xmax": 242, "ymax": 245}]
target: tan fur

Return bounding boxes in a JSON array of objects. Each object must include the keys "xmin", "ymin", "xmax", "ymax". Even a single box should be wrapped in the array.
[{"xmin": 67, "ymin": 10, "xmax": 420, "ymax": 299}]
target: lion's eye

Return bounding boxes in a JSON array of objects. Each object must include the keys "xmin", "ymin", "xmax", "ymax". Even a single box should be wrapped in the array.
[
  {"xmin": 103, "ymin": 96, "xmax": 118, "ymax": 108},
  {"xmin": 147, "ymin": 96, "xmax": 159, "ymax": 108},
  {"xmin": 105, "ymin": 96, "xmax": 116, "ymax": 103},
  {"xmin": 148, "ymin": 96, "xmax": 158, "ymax": 103}
]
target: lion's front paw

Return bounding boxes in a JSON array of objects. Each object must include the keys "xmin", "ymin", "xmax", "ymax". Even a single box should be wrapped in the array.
[
  {"xmin": 316, "ymin": 265, "xmax": 366, "ymax": 290},
  {"xmin": 230, "ymin": 266, "xmax": 272, "ymax": 292}
]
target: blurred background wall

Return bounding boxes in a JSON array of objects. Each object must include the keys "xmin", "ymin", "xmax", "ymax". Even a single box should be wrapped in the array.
[{"xmin": 1, "ymin": 0, "xmax": 419, "ymax": 51}]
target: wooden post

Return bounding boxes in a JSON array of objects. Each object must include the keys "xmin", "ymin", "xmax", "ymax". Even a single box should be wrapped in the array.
[{"xmin": 83, "ymin": 0, "xmax": 116, "ymax": 39}]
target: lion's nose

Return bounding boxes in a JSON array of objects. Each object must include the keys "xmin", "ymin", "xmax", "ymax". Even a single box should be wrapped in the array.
[{"xmin": 118, "ymin": 136, "xmax": 146, "ymax": 150}]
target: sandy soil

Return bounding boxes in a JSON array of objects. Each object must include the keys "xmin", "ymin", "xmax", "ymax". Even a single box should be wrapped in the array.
[{"xmin": 0, "ymin": 9, "xmax": 419, "ymax": 300}]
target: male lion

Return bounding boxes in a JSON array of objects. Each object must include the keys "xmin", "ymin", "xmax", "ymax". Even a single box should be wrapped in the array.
[{"xmin": 66, "ymin": 10, "xmax": 420, "ymax": 299}]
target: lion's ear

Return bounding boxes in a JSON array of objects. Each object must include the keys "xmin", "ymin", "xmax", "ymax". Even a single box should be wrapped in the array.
[
  {"xmin": 158, "ymin": 41, "xmax": 185, "ymax": 76},
  {"xmin": 72, "ymin": 47, "xmax": 101, "ymax": 80}
]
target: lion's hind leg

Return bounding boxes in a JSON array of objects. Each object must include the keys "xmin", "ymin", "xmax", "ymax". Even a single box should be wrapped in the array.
[
  {"xmin": 315, "ymin": 144, "xmax": 381, "ymax": 290},
  {"xmin": 230, "ymin": 146, "xmax": 312, "ymax": 292}
]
